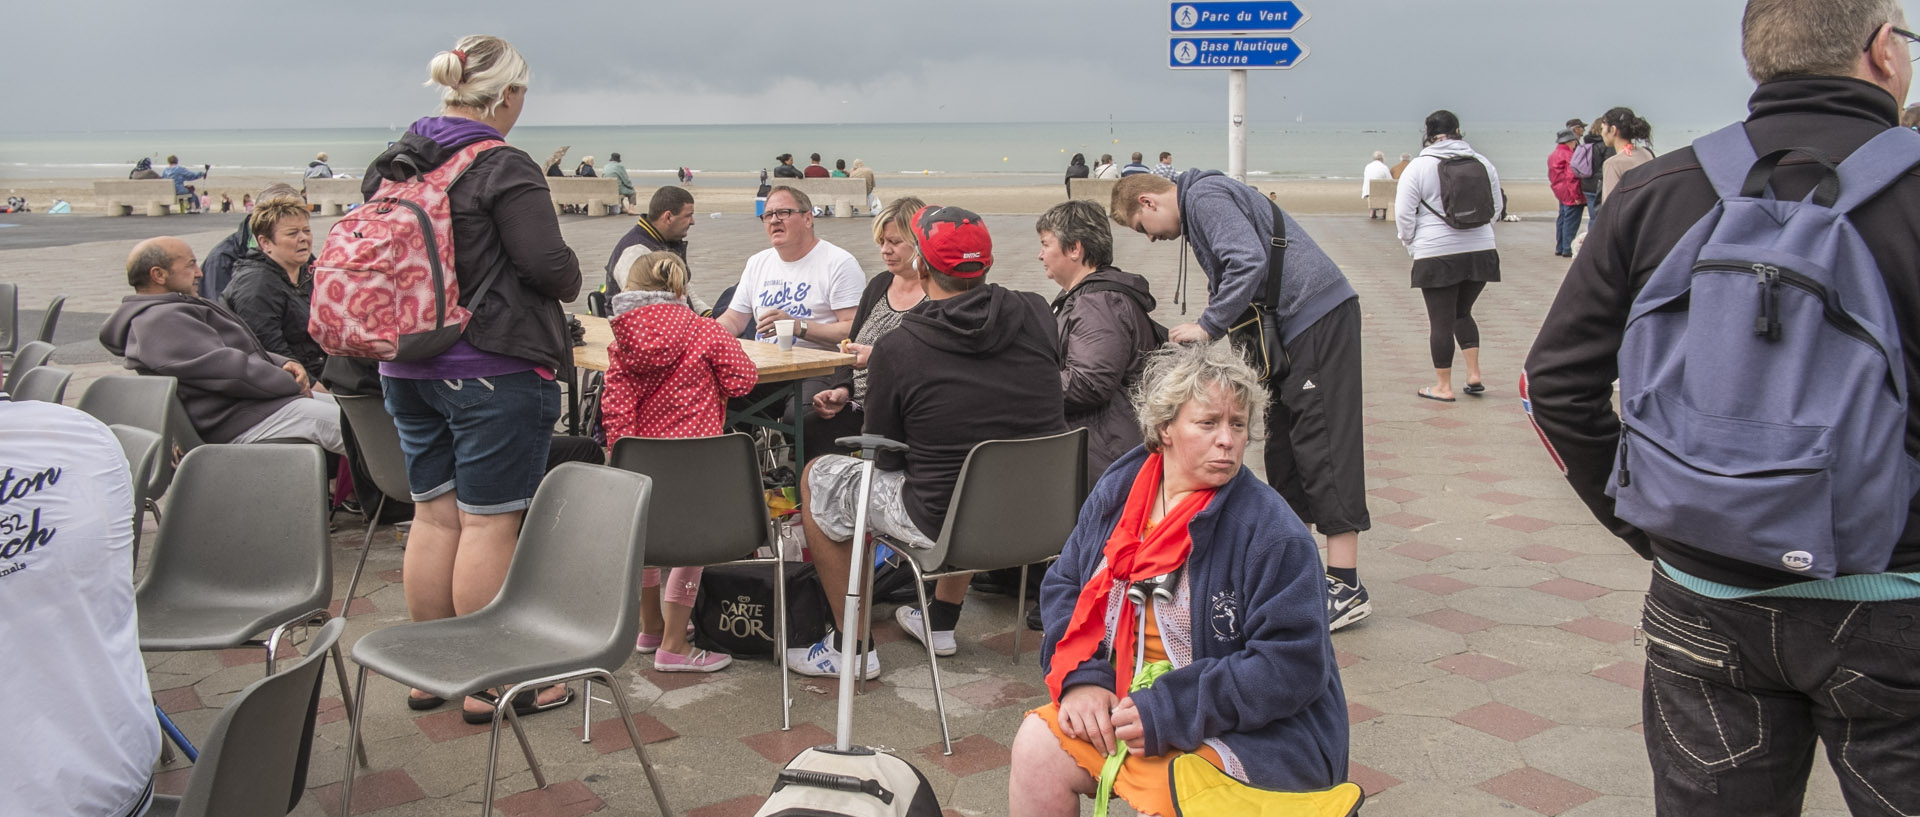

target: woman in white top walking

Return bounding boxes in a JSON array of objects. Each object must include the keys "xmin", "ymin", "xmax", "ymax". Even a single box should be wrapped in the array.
[{"xmin": 1395, "ymin": 110, "xmax": 1502, "ymax": 402}]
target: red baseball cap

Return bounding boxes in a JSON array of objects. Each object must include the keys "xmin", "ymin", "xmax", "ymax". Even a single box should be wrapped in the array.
[{"xmin": 911, "ymin": 205, "xmax": 993, "ymax": 277}]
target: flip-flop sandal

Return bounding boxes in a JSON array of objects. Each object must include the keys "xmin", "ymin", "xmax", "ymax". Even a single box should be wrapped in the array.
[
  {"xmin": 462, "ymin": 686, "xmax": 576, "ymax": 725},
  {"xmin": 1463, "ymin": 383, "xmax": 1487, "ymax": 396},
  {"xmin": 406, "ymin": 692, "xmax": 447, "ymax": 711},
  {"xmin": 1417, "ymin": 387, "xmax": 1456, "ymax": 403}
]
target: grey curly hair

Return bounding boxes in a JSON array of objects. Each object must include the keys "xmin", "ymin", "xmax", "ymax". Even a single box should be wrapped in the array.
[{"xmin": 1132, "ymin": 340, "xmax": 1268, "ymax": 454}]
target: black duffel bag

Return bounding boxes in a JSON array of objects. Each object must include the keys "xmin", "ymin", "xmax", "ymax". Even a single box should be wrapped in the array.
[{"xmin": 692, "ymin": 561, "xmax": 832, "ymax": 656}]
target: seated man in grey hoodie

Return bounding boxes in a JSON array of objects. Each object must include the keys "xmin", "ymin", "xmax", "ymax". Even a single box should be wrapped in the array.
[
  {"xmin": 1111, "ymin": 171, "xmax": 1372, "ymax": 632},
  {"xmin": 98, "ymin": 236, "xmax": 344, "ymax": 453}
]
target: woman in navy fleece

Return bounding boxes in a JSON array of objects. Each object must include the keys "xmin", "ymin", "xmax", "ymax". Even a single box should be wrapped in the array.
[{"xmin": 1010, "ymin": 341, "xmax": 1349, "ymax": 817}]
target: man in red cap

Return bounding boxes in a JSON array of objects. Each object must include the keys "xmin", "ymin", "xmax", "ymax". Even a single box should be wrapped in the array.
[{"xmin": 789, "ymin": 205, "xmax": 1068, "ymax": 679}]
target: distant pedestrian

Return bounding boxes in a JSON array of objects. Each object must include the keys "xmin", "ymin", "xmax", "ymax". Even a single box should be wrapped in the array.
[
  {"xmin": 830, "ymin": 159, "xmax": 848, "ymax": 178},
  {"xmin": 575, "ymin": 155, "xmax": 597, "ymax": 177},
  {"xmin": 1597, "ymin": 107, "xmax": 1654, "ymax": 202},
  {"xmin": 803, "ymin": 152, "xmax": 830, "ymax": 178},
  {"xmin": 1362, "ymin": 150, "xmax": 1393, "ymax": 218},
  {"xmin": 242, "ymin": 193, "xmax": 254, "ymax": 212},
  {"xmin": 305, "ymin": 152, "xmax": 333, "ymax": 179},
  {"xmin": 159, "ymin": 154, "xmax": 206, "ymax": 213},
  {"xmin": 773, "ymin": 153, "xmax": 803, "ymax": 179},
  {"xmin": 1397, "ymin": 109, "xmax": 1500, "ymax": 403},
  {"xmin": 1064, "ymin": 152, "xmax": 1090, "ymax": 195},
  {"xmin": 220, "ymin": 193, "xmax": 232, "ymax": 213},
  {"xmin": 603, "ymin": 152, "xmax": 635, "ymax": 213},
  {"xmin": 1092, "ymin": 154, "xmax": 1120, "ymax": 179},
  {"xmin": 129, "ymin": 157, "xmax": 159, "ymax": 180},
  {"xmin": 846, "ymin": 159, "xmax": 874, "ymax": 193},
  {"xmin": 1548, "ymin": 128, "xmax": 1585, "ymax": 256},
  {"xmin": 1577, "ymin": 116, "xmax": 1613, "ymax": 214},
  {"xmin": 1152, "ymin": 151, "xmax": 1178, "ymax": 179},
  {"xmin": 1389, "ymin": 152, "xmax": 1412, "ymax": 179},
  {"xmin": 1120, "ymin": 152, "xmax": 1150, "ymax": 177}
]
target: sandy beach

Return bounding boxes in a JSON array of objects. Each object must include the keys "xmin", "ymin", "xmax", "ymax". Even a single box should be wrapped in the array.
[{"xmin": 7, "ymin": 172, "xmax": 1562, "ymax": 218}]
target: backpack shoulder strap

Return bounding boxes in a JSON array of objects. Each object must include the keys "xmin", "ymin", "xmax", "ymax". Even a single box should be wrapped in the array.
[
  {"xmin": 1831, "ymin": 126, "xmax": 1920, "ymax": 214},
  {"xmin": 1693, "ymin": 123, "xmax": 1760, "ymax": 200},
  {"xmin": 425, "ymin": 139, "xmax": 509, "ymax": 188}
]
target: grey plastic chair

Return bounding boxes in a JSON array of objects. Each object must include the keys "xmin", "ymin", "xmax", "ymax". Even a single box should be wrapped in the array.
[
  {"xmin": 3, "ymin": 339, "xmax": 52, "ymax": 395},
  {"xmin": 78, "ymin": 375, "xmax": 206, "ymax": 523},
  {"xmin": 332, "ymin": 394, "xmax": 411, "ymax": 608},
  {"xmin": 144, "ymin": 618, "xmax": 344, "ymax": 817},
  {"xmin": 136, "ymin": 443, "xmax": 366, "ymax": 767},
  {"xmin": 108, "ymin": 424, "xmax": 161, "ymax": 567},
  {"xmin": 603, "ymin": 433, "xmax": 791, "ymax": 733},
  {"xmin": 34, "ymin": 294, "xmax": 65, "ymax": 345},
  {"xmin": 12, "ymin": 364, "xmax": 71, "ymax": 403},
  {"xmin": 338, "ymin": 463, "xmax": 673, "ymax": 817},
  {"xmin": 0, "ymin": 281, "xmax": 15, "ymax": 359},
  {"xmin": 856, "ymin": 428, "xmax": 1087, "ymax": 754}
]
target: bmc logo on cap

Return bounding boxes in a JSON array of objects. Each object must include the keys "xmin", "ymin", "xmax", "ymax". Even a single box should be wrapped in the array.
[{"xmin": 1781, "ymin": 550, "xmax": 1815, "ymax": 572}]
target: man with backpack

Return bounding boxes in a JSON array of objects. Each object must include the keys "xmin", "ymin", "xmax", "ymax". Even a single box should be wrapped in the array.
[
  {"xmin": 1111, "ymin": 171, "xmax": 1372, "ymax": 631},
  {"xmin": 1524, "ymin": 2, "xmax": 1920, "ymax": 812}
]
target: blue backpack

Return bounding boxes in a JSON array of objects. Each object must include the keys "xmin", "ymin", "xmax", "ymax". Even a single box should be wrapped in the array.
[{"xmin": 1610, "ymin": 124, "xmax": 1920, "ymax": 580}]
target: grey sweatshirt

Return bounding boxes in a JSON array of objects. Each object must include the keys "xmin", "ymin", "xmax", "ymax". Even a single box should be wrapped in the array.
[
  {"xmin": 98, "ymin": 292, "xmax": 302, "ymax": 443},
  {"xmin": 1177, "ymin": 169, "xmax": 1357, "ymax": 343}
]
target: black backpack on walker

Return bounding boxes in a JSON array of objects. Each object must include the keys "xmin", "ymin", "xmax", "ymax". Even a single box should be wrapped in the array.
[{"xmin": 754, "ymin": 435, "xmax": 941, "ymax": 817}]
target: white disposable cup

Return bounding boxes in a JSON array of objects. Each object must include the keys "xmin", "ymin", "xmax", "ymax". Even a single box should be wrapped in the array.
[{"xmin": 774, "ymin": 320, "xmax": 796, "ymax": 350}]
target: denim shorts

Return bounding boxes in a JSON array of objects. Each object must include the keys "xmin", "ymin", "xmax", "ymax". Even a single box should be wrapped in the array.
[{"xmin": 382, "ymin": 371, "xmax": 560, "ymax": 515}]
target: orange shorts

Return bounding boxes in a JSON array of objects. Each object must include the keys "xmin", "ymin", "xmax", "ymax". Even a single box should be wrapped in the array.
[{"xmin": 1029, "ymin": 703, "xmax": 1223, "ymax": 817}]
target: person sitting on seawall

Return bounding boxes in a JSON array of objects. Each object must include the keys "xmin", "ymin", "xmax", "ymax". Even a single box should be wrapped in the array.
[
  {"xmin": 831, "ymin": 158, "xmax": 849, "ymax": 178},
  {"xmin": 1064, "ymin": 152, "xmax": 1090, "ymax": 196},
  {"xmin": 224, "ymin": 195, "xmax": 328, "ymax": 378},
  {"xmin": 773, "ymin": 153, "xmax": 804, "ymax": 179},
  {"xmin": 603, "ymin": 250, "xmax": 759, "ymax": 672},
  {"xmin": 576, "ymin": 155, "xmax": 597, "ymax": 178},
  {"xmin": 1092, "ymin": 154, "xmax": 1121, "ymax": 180},
  {"xmin": 805, "ymin": 195, "xmax": 928, "ymax": 461},
  {"xmin": 1010, "ymin": 341, "xmax": 1349, "ymax": 817}
]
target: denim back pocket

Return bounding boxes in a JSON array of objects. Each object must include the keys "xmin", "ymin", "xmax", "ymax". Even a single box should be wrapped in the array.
[{"xmin": 431, "ymin": 377, "xmax": 498, "ymax": 411}]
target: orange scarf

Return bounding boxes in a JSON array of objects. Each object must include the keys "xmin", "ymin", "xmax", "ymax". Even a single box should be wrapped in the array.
[{"xmin": 1046, "ymin": 453, "xmax": 1216, "ymax": 699}]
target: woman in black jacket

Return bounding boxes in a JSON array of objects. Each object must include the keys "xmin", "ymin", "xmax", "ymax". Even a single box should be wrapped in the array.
[
  {"xmin": 222, "ymin": 195, "xmax": 326, "ymax": 376},
  {"xmin": 1064, "ymin": 152, "xmax": 1090, "ymax": 195}
]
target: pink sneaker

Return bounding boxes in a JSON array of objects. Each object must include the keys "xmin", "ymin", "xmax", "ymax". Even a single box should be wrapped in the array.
[
  {"xmin": 634, "ymin": 633, "xmax": 663, "ymax": 654},
  {"xmin": 654, "ymin": 648, "xmax": 732, "ymax": 673}
]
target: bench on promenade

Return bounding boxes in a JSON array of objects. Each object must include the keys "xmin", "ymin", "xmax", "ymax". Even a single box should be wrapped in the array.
[
  {"xmin": 1067, "ymin": 178, "xmax": 1118, "ymax": 205},
  {"xmin": 548, "ymin": 177, "xmax": 620, "ymax": 216},
  {"xmin": 781, "ymin": 178, "xmax": 870, "ymax": 217},
  {"xmin": 95, "ymin": 180, "xmax": 178, "ymax": 217},
  {"xmin": 1366, "ymin": 180, "xmax": 1396, "ymax": 220},
  {"xmin": 306, "ymin": 178, "xmax": 364, "ymax": 216}
]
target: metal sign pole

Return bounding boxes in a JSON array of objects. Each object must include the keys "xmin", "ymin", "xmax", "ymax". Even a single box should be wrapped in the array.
[{"xmin": 1228, "ymin": 69, "xmax": 1248, "ymax": 182}]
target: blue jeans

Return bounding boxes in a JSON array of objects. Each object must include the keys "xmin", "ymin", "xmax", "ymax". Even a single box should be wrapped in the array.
[
  {"xmin": 382, "ymin": 371, "xmax": 560, "ymax": 514},
  {"xmin": 1555, "ymin": 201, "xmax": 1585, "ymax": 255},
  {"xmin": 1641, "ymin": 568, "xmax": 1920, "ymax": 815}
]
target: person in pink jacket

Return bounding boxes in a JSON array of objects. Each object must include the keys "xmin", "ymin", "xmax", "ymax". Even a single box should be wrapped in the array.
[
  {"xmin": 1548, "ymin": 128, "xmax": 1586, "ymax": 257},
  {"xmin": 604, "ymin": 250, "xmax": 759, "ymax": 671}
]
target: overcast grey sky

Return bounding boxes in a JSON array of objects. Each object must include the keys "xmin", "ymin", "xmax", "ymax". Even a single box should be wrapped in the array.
[{"xmin": 4, "ymin": 1, "xmax": 1908, "ymax": 131}]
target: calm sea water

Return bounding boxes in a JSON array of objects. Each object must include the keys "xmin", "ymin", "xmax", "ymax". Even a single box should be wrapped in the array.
[{"xmin": 0, "ymin": 120, "xmax": 1718, "ymax": 184}]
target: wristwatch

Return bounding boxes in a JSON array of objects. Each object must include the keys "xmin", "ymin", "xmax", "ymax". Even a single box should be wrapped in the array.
[{"xmin": 797, "ymin": 321, "xmax": 809, "ymax": 340}]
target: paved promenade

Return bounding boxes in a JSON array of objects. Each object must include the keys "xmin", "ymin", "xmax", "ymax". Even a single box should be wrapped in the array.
[{"xmin": 0, "ymin": 202, "xmax": 1852, "ymax": 816}]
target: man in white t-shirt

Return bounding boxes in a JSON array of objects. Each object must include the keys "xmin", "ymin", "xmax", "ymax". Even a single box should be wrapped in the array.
[
  {"xmin": 0, "ymin": 390, "xmax": 159, "ymax": 817},
  {"xmin": 716, "ymin": 186, "xmax": 863, "ymax": 352}
]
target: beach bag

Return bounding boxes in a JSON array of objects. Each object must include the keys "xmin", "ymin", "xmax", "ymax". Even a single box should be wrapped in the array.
[
  {"xmin": 1224, "ymin": 201, "xmax": 1290, "ymax": 382},
  {"xmin": 691, "ymin": 562, "xmax": 831, "ymax": 656},
  {"xmin": 1571, "ymin": 141, "xmax": 1597, "ymax": 179},
  {"xmin": 308, "ymin": 140, "xmax": 505, "ymax": 361},
  {"xmin": 1419, "ymin": 154, "xmax": 1498, "ymax": 230},
  {"xmin": 1610, "ymin": 124, "xmax": 1920, "ymax": 580}
]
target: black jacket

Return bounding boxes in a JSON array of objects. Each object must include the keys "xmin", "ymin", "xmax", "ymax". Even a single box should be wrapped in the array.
[
  {"xmin": 773, "ymin": 163, "xmax": 804, "ymax": 179},
  {"xmin": 1051, "ymin": 268, "xmax": 1159, "ymax": 485},
  {"xmin": 199, "ymin": 215, "xmax": 253, "ymax": 299},
  {"xmin": 223, "ymin": 249, "xmax": 325, "ymax": 376},
  {"xmin": 362, "ymin": 132, "xmax": 582, "ymax": 372},
  {"xmin": 1524, "ymin": 77, "xmax": 1920, "ymax": 588},
  {"xmin": 1578, "ymin": 131, "xmax": 1613, "ymax": 197},
  {"xmin": 865, "ymin": 283, "xmax": 1068, "ymax": 539},
  {"xmin": 602, "ymin": 216, "xmax": 688, "ymax": 294}
]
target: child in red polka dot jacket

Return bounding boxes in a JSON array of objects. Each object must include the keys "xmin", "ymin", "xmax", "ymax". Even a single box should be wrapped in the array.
[{"xmin": 605, "ymin": 250, "xmax": 760, "ymax": 672}]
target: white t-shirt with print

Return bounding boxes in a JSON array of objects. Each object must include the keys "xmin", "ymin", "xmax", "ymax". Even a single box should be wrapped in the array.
[
  {"xmin": 726, "ymin": 239, "xmax": 866, "ymax": 351},
  {"xmin": 0, "ymin": 399, "xmax": 157, "ymax": 817}
]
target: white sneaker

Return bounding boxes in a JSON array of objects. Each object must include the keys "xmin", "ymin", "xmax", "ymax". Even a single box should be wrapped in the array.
[
  {"xmin": 786, "ymin": 634, "xmax": 880, "ymax": 680},
  {"xmin": 894, "ymin": 605, "xmax": 957, "ymax": 656}
]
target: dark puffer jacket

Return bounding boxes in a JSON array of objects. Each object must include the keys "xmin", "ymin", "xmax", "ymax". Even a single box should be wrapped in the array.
[
  {"xmin": 1051, "ymin": 268, "xmax": 1160, "ymax": 485},
  {"xmin": 223, "ymin": 249, "xmax": 325, "ymax": 376}
]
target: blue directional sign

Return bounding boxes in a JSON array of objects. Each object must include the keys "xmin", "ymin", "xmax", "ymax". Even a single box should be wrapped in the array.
[
  {"xmin": 1169, "ymin": 36, "xmax": 1309, "ymax": 69},
  {"xmin": 1170, "ymin": 2, "xmax": 1309, "ymax": 34}
]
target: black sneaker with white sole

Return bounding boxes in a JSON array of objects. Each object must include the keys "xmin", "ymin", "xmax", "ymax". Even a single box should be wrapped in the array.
[{"xmin": 1326, "ymin": 575, "xmax": 1372, "ymax": 631}]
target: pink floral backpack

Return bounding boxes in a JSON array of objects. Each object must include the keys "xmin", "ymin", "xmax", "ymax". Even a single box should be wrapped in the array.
[{"xmin": 308, "ymin": 139, "xmax": 504, "ymax": 360}]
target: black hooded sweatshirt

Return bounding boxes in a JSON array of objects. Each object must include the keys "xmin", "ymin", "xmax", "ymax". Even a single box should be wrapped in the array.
[
  {"xmin": 361, "ymin": 124, "xmax": 581, "ymax": 372},
  {"xmin": 864, "ymin": 283, "xmax": 1068, "ymax": 539}
]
